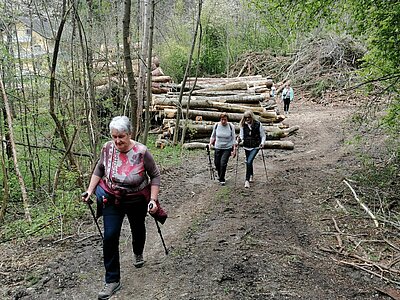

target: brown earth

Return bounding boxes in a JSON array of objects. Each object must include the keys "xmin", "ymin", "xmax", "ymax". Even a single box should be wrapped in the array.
[{"xmin": 0, "ymin": 100, "xmax": 396, "ymax": 299}]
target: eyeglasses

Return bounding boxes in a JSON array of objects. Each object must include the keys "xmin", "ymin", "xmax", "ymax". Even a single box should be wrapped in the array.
[{"xmin": 245, "ymin": 116, "xmax": 251, "ymax": 119}]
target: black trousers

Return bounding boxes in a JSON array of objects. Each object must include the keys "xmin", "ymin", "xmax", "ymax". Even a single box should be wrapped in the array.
[
  {"xmin": 102, "ymin": 197, "xmax": 147, "ymax": 283},
  {"xmin": 283, "ymin": 98, "xmax": 291, "ymax": 112},
  {"xmin": 214, "ymin": 148, "xmax": 232, "ymax": 182}
]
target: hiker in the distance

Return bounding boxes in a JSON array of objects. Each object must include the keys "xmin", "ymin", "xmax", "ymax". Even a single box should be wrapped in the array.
[
  {"xmin": 270, "ymin": 83, "xmax": 276, "ymax": 99},
  {"xmin": 209, "ymin": 112, "xmax": 237, "ymax": 186},
  {"xmin": 239, "ymin": 110, "xmax": 266, "ymax": 188},
  {"xmin": 82, "ymin": 116, "xmax": 161, "ymax": 300},
  {"xmin": 281, "ymin": 82, "xmax": 294, "ymax": 115}
]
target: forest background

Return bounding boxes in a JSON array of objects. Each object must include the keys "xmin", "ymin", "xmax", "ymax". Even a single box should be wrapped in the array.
[{"xmin": 0, "ymin": 0, "xmax": 398, "ymax": 250}]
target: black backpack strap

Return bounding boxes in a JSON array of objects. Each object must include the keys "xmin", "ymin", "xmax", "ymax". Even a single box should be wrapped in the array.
[{"xmin": 215, "ymin": 122, "xmax": 233, "ymax": 132}]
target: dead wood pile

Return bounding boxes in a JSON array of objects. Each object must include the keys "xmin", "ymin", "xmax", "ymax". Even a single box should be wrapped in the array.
[
  {"xmin": 150, "ymin": 75, "xmax": 299, "ymax": 149},
  {"xmin": 230, "ymin": 34, "xmax": 366, "ymax": 105}
]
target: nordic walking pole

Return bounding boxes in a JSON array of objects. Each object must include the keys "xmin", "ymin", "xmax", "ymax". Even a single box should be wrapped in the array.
[
  {"xmin": 205, "ymin": 144, "xmax": 215, "ymax": 180},
  {"xmin": 81, "ymin": 192, "xmax": 104, "ymax": 240},
  {"xmin": 149, "ymin": 202, "xmax": 169, "ymax": 255},
  {"xmin": 260, "ymin": 148, "xmax": 268, "ymax": 181},
  {"xmin": 234, "ymin": 145, "xmax": 240, "ymax": 187},
  {"xmin": 154, "ymin": 219, "xmax": 169, "ymax": 255}
]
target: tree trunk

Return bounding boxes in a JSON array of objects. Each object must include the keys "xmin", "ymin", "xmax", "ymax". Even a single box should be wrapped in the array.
[
  {"xmin": 52, "ymin": 129, "xmax": 78, "ymax": 202},
  {"xmin": 136, "ymin": 0, "xmax": 148, "ymax": 137},
  {"xmin": 180, "ymin": 6, "xmax": 203, "ymax": 145},
  {"xmin": 84, "ymin": 0, "xmax": 99, "ymax": 157},
  {"xmin": 0, "ymin": 77, "xmax": 31, "ymax": 223},
  {"xmin": 153, "ymin": 98, "xmax": 275, "ymax": 117},
  {"xmin": 173, "ymin": 0, "xmax": 203, "ymax": 144},
  {"xmin": 163, "ymin": 108, "xmax": 279, "ymax": 123},
  {"xmin": 49, "ymin": 1, "xmax": 84, "ymax": 189},
  {"xmin": 123, "ymin": 0, "xmax": 138, "ymax": 138},
  {"xmin": 13, "ymin": 16, "xmax": 38, "ymax": 192},
  {"xmin": 143, "ymin": 0, "xmax": 155, "ymax": 144},
  {"xmin": 154, "ymin": 93, "xmax": 267, "ymax": 104},
  {"xmin": 0, "ymin": 132, "xmax": 10, "ymax": 224},
  {"xmin": 186, "ymin": 75, "xmax": 263, "ymax": 83}
]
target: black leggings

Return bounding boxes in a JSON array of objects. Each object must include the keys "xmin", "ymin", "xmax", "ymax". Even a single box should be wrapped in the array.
[
  {"xmin": 283, "ymin": 98, "xmax": 291, "ymax": 112},
  {"xmin": 214, "ymin": 148, "xmax": 231, "ymax": 182}
]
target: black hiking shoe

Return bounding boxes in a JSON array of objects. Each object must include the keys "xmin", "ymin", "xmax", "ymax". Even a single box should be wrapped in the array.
[
  {"xmin": 134, "ymin": 254, "xmax": 144, "ymax": 268},
  {"xmin": 98, "ymin": 282, "xmax": 121, "ymax": 300}
]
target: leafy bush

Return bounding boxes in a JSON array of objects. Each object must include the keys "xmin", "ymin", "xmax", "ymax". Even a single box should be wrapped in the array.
[
  {"xmin": 157, "ymin": 41, "xmax": 191, "ymax": 83},
  {"xmin": 197, "ymin": 22, "xmax": 227, "ymax": 76}
]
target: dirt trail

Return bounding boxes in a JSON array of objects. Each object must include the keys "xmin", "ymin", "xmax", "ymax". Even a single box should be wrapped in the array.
[{"xmin": 1, "ymin": 101, "xmax": 392, "ymax": 299}]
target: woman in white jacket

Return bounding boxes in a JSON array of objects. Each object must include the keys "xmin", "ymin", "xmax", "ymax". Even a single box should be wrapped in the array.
[{"xmin": 281, "ymin": 83, "xmax": 294, "ymax": 115}]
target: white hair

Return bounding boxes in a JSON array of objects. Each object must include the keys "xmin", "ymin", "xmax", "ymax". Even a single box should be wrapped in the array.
[{"xmin": 109, "ymin": 116, "xmax": 132, "ymax": 134}]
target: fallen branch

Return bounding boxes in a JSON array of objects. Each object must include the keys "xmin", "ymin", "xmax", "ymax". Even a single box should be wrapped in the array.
[
  {"xmin": 331, "ymin": 217, "xmax": 343, "ymax": 251},
  {"xmin": 343, "ymin": 179, "xmax": 379, "ymax": 228},
  {"xmin": 334, "ymin": 258, "xmax": 400, "ymax": 285}
]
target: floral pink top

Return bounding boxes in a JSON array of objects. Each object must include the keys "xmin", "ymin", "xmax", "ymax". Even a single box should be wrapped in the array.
[{"xmin": 94, "ymin": 141, "xmax": 160, "ymax": 196}]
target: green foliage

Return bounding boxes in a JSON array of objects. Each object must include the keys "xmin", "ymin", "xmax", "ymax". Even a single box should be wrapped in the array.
[
  {"xmin": 310, "ymin": 80, "xmax": 330, "ymax": 98},
  {"xmin": 26, "ymin": 272, "xmax": 41, "ymax": 286},
  {"xmin": 157, "ymin": 41, "xmax": 191, "ymax": 83},
  {"xmin": 186, "ymin": 124, "xmax": 198, "ymax": 140},
  {"xmin": 174, "ymin": 0, "xmax": 186, "ymax": 16},
  {"xmin": 147, "ymin": 135, "xmax": 185, "ymax": 168},
  {"xmin": 158, "ymin": 1, "xmax": 284, "ymax": 80},
  {"xmin": 382, "ymin": 96, "xmax": 400, "ymax": 136},
  {"xmin": 197, "ymin": 22, "xmax": 227, "ymax": 75},
  {"xmin": 351, "ymin": 149, "xmax": 399, "ymax": 213},
  {"xmin": 215, "ymin": 186, "xmax": 230, "ymax": 204},
  {"xmin": 247, "ymin": 0, "xmax": 399, "ymax": 77},
  {"xmin": 0, "ymin": 191, "xmax": 86, "ymax": 242},
  {"xmin": 247, "ymin": 0, "xmax": 345, "ymax": 52},
  {"xmin": 349, "ymin": 0, "xmax": 400, "ymax": 76}
]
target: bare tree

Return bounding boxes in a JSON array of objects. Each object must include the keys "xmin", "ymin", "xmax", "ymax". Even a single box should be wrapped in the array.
[
  {"xmin": 0, "ymin": 76, "xmax": 31, "ymax": 223},
  {"xmin": 83, "ymin": 0, "xmax": 99, "ymax": 157},
  {"xmin": 0, "ymin": 127, "xmax": 10, "ymax": 224},
  {"xmin": 142, "ymin": 0, "xmax": 155, "ymax": 144},
  {"xmin": 181, "ymin": 21, "xmax": 203, "ymax": 145},
  {"xmin": 136, "ymin": 0, "xmax": 148, "ymax": 138},
  {"xmin": 49, "ymin": 0, "xmax": 84, "ymax": 189},
  {"xmin": 173, "ymin": 0, "xmax": 203, "ymax": 145},
  {"xmin": 123, "ymin": 0, "xmax": 138, "ymax": 138},
  {"xmin": 72, "ymin": 0, "xmax": 100, "ymax": 159}
]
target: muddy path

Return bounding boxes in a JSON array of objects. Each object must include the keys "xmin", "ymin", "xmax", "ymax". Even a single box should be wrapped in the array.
[{"xmin": 1, "ymin": 101, "xmax": 393, "ymax": 299}]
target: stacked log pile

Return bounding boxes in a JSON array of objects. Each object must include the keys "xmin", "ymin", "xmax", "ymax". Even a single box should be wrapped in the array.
[
  {"xmin": 151, "ymin": 76, "xmax": 299, "ymax": 150},
  {"xmin": 93, "ymin": 56, "xmax": 172, "ymax": 97},
  {"xmin": 150, "ymin": 57, "xmax": 172, "ymax": 94}
]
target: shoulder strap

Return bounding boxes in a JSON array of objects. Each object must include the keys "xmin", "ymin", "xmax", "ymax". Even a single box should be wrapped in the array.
[{"xmin": 215, "ymin": 122, "xmax": 233, "ymax": 133}]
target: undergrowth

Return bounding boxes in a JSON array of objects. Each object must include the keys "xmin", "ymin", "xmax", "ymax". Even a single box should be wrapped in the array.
[
  {"xmin": 347, "ymin": 98, "xmax": 400, "ymax": 228},
  {"xmin": 0, "ymin": 135, "xmax": 190, "ymax": 244}
]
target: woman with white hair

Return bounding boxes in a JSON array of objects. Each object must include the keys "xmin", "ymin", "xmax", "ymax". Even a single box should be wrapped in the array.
[{"xmin": 82, "ymin": 116, "xmax": 161, "ymax": 299}]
